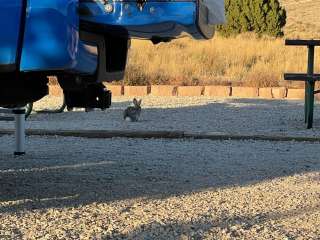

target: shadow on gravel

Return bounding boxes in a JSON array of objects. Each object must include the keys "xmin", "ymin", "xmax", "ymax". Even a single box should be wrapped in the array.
[
  {"xmin": 0, "ymin": 99, "xmax": 320, "ymax": 213},
  {"xmin": 25, "ymin": 98, "xmax": 320, "ymax": 135},
  {"xmin": 101, "ymin": 205, "xmax": 320, "ymax": 239}
]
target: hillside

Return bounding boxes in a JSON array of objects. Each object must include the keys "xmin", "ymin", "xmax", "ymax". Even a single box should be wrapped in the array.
[{"xmin": 281, "ymin": 0, "xmax": 320, "ymax": 38}]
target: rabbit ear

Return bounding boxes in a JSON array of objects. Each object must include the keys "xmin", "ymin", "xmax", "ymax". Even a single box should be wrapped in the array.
[
  {"xmin": 133, "ymin": 98, "xmax": 142, "ymax": 107},
  {"xmin": 133, "ymin": 98, "xmax": 138, "ymax": 106}
]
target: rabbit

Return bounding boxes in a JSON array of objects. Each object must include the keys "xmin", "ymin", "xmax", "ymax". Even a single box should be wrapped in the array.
[{"xmin": 123, "ymin": 98, "xmax": 142, "ymax": 122}]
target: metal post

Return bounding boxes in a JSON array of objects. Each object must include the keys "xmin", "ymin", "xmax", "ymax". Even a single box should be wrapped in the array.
[
  {"xmin": 306, "ymin": 45, "xmax": 315, "ymax": 129},
  {"xmin": 306, "ymin": 80, "xmax": 315, "ymax": 129},
  {"xmin": 13, "ymin": 108, "xmax": 26, "ymax": 156}
]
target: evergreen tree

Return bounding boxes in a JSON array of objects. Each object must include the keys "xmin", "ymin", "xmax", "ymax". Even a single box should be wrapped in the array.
[{"xmin": 217, "ymin": 0, "xmax": 286, "ymax": 37}]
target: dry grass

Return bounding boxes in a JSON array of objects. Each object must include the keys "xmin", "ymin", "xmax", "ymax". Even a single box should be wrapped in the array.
[
  {"xmin": 124, "ymin": 34, "xmax": 320, "ymax": 87},
  {"xmin": 282, "ymin": 0, "xmax": 320, "ymax": 39},
  {"xmin": 122, "ymin": 0, "xmax": 320, "ymax": 87}
]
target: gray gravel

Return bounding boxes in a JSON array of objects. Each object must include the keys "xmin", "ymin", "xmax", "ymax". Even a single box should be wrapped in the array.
[
  {"xmin": 1, "ymin": 96, "xmax": 320, "ymax": 137},
  {"xmin": 0, "ymin": 135, "xmax": 320, "ymax": 239},
  {"xmin": 0, "ymin": 96, "xmax": 320, "ymax": 239}
]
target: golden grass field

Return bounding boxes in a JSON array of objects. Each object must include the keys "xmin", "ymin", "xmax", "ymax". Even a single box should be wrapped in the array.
[{"xmin": 123, "ymin": 0, "xmax": 320, "ymax": 87}]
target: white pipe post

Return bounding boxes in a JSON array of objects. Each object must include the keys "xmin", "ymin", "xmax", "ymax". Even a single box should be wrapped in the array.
[{"xmin": 13, "ymin": 108, "xmax": 26, "ymax": 156}]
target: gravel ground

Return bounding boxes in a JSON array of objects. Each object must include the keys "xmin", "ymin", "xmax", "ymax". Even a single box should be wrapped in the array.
[
  {"xmin": 1, "ymin": 96, "xmax": 320, "ymax": 136},
  {"xmin": 0, "ymin": 96, "xmax": 320, "ymax": 239},
  {"xmin": 0, "ymin": 135, "xmax": 320, "ymax": 239}
]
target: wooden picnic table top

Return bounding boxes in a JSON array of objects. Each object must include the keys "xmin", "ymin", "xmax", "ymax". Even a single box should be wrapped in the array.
[
  {"xmin": 284, "ymin": 73, "xmax": 320, "ymax": 81},
  {"xmin": 285, "ymin": 39, "xmax": 320, "ymax": 46}
]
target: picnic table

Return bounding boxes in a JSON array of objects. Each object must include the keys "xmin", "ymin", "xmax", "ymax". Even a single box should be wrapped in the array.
[{"xmin": 284, "ymin": 39, "xmax": 320, "ymax": 129}]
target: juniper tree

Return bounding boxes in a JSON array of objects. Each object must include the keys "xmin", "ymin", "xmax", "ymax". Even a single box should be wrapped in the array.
[{"xmin": 217, "ymin": 0, "xmax": 286, "ymax": 37}]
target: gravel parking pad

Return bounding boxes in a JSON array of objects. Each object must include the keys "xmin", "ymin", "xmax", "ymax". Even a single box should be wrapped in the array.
[
  {"xmin": 1, "ymin": 96, "xmax": 320, "ymax": 137},
  {"xmin": 0, "ymin": 135, "xmax": 319, "ymax": 239}
]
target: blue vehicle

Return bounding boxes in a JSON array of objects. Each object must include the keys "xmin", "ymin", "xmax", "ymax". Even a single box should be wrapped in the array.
[{"xmin": 0, "ymin": 0, "xmax": 224, "ymax": 109}]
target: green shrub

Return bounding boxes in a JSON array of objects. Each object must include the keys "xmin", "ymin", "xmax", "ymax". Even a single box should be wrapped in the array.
[{"xmin": 217, "ymin": 0, "xmax": 286, "ymax": 37}]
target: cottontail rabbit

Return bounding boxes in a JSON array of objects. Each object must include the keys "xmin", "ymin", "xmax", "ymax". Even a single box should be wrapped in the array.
[{"xmin": 123, "ymin": 98, "xmax": 142, "ymax": 122}]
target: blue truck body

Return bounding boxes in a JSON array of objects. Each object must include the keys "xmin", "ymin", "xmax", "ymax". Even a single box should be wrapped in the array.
[
  {"xmin": 0, "ymin": 0, "xmax": 24, "ymax": 69},
  {"xmin": 79, "ymin": 1, "xmax": 214, "ymax": 40},
  {"xmin": 20, "ymin": 0, "xmax": 98, "ymax": 74},
  {"xmin": 0, "ymin": 0, "xmax": 219, "ymax": 107},
  {"xmin": 0, "ymin": 0, "xmax": 214, "ymax": 74},
  {"xmin": 0, "ymin": 0, "xmax": 97, "ymax": 74}
]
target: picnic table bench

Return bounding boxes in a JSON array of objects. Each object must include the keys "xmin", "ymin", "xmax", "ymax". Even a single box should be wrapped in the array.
[{"xmin": 284, "ymin": 39, "xmax": 320, "ymax": 129}]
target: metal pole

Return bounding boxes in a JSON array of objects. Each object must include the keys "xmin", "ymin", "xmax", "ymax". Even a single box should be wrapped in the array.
[
  {"xmin": 306, "ymin": 46, "xmax": 315, "ymax": 129},
  {"xmin": 13, "ymin": 108, "xmax": 26, "ymax": 156}
]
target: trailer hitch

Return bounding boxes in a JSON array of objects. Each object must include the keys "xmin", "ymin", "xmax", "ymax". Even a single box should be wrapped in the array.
[{"xmin": 136, "ymin": 0, "xmax": 147, "ymax": 11}]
